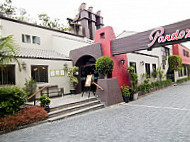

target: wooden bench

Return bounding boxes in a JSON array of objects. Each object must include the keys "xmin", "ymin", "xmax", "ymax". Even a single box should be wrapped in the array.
[{"xmin": 39, "ymin": 85, "xmax": 64, "ymax": 98}]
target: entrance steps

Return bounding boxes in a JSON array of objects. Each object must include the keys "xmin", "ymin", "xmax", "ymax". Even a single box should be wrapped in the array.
[{"xmin": 48, "ymin": 97, "xmax": 104, "ymax": 122}]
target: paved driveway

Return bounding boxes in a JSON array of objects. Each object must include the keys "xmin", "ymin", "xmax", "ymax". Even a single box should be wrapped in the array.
[{"xmin": 1, "ymin": 81, "xmax": 190, "ymax": 142}]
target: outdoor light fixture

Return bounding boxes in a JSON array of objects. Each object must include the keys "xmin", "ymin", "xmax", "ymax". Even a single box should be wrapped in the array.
[
  {"xmin": 140, "ymin": 61, "xmax": 144, "ymax": 65},
  {"xmin": 64, "ymin": 63, "xmax": 68, "ymax": 67},
  {"xmin": 22, "ymin": 62, "xmax": 27, "ymax": 69},
  {"xmin": 120, "ymin": 59, "xmax": 125, "ymax": 65}
]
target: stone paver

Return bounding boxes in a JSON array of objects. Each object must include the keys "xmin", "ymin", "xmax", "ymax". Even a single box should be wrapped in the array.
[{"xmin": 1, "ymin": 81, "xmax": 190, "ymax": 142}]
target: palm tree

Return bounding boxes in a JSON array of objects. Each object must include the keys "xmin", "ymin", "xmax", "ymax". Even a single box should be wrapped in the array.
[{"xmin": 0, "ymin": 35, "xmax": 21, "ymax": 70}]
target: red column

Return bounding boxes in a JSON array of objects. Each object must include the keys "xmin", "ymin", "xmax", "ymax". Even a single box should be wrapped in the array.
[{"xmin": 94, "ymin": 26, "xmax": 131, "ymax": 87}]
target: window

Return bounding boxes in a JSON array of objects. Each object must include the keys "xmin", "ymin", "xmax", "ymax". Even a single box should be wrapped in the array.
[
  {"xmin": 129, "ymin": 62, "xmax": 137, "ymax": 73},
  {"xmin": 152, "ymin": 64, "xmax": 156, "ymax": 70},
  {"xmin": 100, "ymin": 32, "xmax": 105, "ymax": 39},
  {"xmin": 31, "ymin": 65, "xmax": 48, "ymax": 83},
  {"xmin": 145, "ymin": 63, "xmax": 150, "ymax": 77},
  {"xmin": 178, "ymin": 69, "xmax": 183, "ymax": 77},
  {"xmin": 184, "ymin": 65, "xmax": 187, "ymax": 76},
  {"xmin": 22, "ymin": 34, "xmax": 31, "ymax": 43},
  {"xmin": 0, "ymin": 65, "xmax": 15, "ymax": 85},
  {"xmin": 32, "ymin": 36, "xmax": 40, "ymax": 45}
]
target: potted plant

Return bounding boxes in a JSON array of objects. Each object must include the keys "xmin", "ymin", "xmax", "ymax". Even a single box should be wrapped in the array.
[
  {"xmin": 128, "ymin": 66, "xmax": 138, "ymax": 100},
  {"xmin": 121, "ymin": 85, "xmax": 130, "ymax": 103},
  {"xmin": 23, "ymin": 78, "xmax": 37, "ymax": 102},
  {"xmin": 39, "ymin": 94, "xmax": 51, "ymax": 112},
  {"xmin": 95, "ymin": 56, "xmax": 113, "ymax": 79},
  {"xmin": 64, "ymin": 66, "xmax": 79, "ymax": 94}
]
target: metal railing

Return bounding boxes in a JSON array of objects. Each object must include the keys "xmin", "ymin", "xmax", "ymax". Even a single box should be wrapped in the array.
[{"xmin": 27, "ymin": 86, "xmax": 51, "ymax": 106}]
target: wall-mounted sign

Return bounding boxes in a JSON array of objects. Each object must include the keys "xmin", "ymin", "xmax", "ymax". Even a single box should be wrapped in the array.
[
  {"xmin": 55, "ymin": 70, "xmax": 60, "ymax": 76},
  {"xmin": 50, "ymin": 70, "xmax": 55, "ymax": 77},
  {"xmin": 148, "ymin": 27, "xmax": 190, "ymax": 47},
  {"xmin": 60, "ymin": 70, "xmax": 64, "ymax": 76}
]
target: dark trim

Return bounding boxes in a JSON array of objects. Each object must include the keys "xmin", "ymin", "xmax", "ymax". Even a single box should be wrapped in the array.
[
  {"xmin": 0, "ymin": 16, "xmax": 84, "ymax": 38},
  {"xmin": 131, "ymin": 51, "xmax": 159, "ymax": 58},
  {"xmin": 16, "ymin": 56, "xmax": 72, "ymax": 61}
]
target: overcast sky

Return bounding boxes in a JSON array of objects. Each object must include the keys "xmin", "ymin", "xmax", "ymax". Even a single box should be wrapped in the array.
[{"xmin": 12, "ymin": 0, "xmax": 190, "ymax": 47}]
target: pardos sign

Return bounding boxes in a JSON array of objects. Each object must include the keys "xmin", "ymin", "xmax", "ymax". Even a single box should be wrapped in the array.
[{"xmin": 148, "ymin": 27, "xmax": 190, "ymax": 47}]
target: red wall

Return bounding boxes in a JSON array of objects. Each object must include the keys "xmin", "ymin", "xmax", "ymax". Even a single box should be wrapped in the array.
[
  {"xmin": 94, "ymin": 26, "xmax": 131, "ymax": 87},
  {"xmin": 172, "ymin": 44, "xmax": 190, "ymax": 65}
]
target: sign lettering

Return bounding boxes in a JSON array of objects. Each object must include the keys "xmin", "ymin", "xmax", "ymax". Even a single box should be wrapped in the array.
[{"xmin": 148, "ymin": 27, "xmax": 190, "ymax": 47}]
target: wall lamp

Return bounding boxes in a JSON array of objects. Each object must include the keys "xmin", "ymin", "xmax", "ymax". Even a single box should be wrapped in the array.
[
  {"xmin": 64, "ymin": 63, "xmax": 68, "ymax": 67},
  {"xmin": 140, "ymin": 61, "xmax": 144, "ymax": 65},
  {"xmin": 120, "ymin": 59, "xmax": 125, "ymax": 65},
  {"xmin": 22, "ymin": 61, "xmax": 27, "ymax": 69}
]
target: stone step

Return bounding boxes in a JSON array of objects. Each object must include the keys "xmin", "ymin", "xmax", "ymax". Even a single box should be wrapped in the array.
[
  {"xmin": 48, "ymin": 104, "xmax": 104, "ymax": 122},
  {"xmin": 48, "ymin": 100, "xmax": 101, "ymax": 118},
  {"xmin": 50, "ymin": 97, "xmax": 97, "ymax": 112}
]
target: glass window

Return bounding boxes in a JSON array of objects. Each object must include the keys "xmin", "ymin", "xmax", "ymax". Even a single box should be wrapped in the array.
[
  {"xmin": 145, "ymin": 63, "xmax": 150, "ymax": 77},
  {"xmin": 0, "ymin": 65, "xmax": 15, "ymax": 85},
  {"xmin": 129, "ymin": 62, "xmax": 137, "ymax": 73},
  {"xmin": 152, "ymin": 64, "xmax": 156, "ymax": 70},
  {"xmin": 32, "ymin": 36, "xmax": 40, "ymax": 45},
  {"xmin": 31, "ymin": 65, "xmax": 48, "ymax": 83},
  {"xmin": 22, "ymin": 34, "xmax": 31, "ymax": 43}
]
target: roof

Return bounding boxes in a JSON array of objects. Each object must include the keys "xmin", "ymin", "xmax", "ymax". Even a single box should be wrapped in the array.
[
  {"xmin": 0, "ymin": 16, "xmax": 84, "ymax": 38},
  {"xmin": 16, "ymin": 48, "xmax": 71, "ymax": 61}
]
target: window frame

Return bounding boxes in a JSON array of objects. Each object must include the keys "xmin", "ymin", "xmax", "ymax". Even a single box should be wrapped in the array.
[
  {"xmin": 31, "ymin": 65, "xmax": 48, "ymax": 83},
  {"xmin": 0, "ymin": 65, "xmax": 15, "ymax": 85}
]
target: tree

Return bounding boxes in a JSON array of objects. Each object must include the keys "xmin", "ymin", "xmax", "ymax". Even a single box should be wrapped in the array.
[
  {"xmin": 95, "ymin": 56, "xmax": 113, "ymax": 79},
  {"xmin": 168, "ymin": 55, "xmax": 182, "ymax": 71},
  {"xmin": 0, "ymin": 0, "xmax": 16, "ymax": 17},
  {"xmin": 38, "ymin": 13, "xmax": 71, "ymax": 31},
  {"xmin": 128, "ymin": 66, "xmax": 138, "ymax": 93},
  {"xmin": 0, "ymin": 35, "xmax": 21, "ymax": 70}
]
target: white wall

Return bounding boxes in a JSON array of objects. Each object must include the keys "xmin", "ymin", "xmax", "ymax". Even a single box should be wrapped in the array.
[
  {"xmin": 0, "ymin": 19, "xmax": 92, "ymax": 55},
  {"xmin": 10, "ymin": 58, "xmax": 72, "ymax": 95},
  {"xmin": 127, "ymin": 53, "xmax": 159, "ymax": 84}
]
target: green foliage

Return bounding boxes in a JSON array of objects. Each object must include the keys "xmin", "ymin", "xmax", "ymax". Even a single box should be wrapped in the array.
[
  {"xmin": 168, "ymin": 55, "xmax": 182, "ymax": 71},
  {"xmin": 157, "ymin": 67, "xmax": 165, "ymax": 81},
  {"xmin": 151, "ymin": 67, "xmax": 158, "ymax": 79},
  {"xmin": 0, "ymin": 35, "xmax": 21, "ymax": 71},
  {"xmin": 128, "ymin": 66, "xmax": 138, "ymax": 92},
  {"xmin": 38, "ymin": 13, "xmax": 71, "ymax": 31},
  {"xmin": 0, "ymin": 106, "xmax": 48, "ymax": 131},
  {"xmin": 121, "ymin": 85, "xmax": 130, "ymax": 97},
  {"xmin": 0, "ymin": 86, "xmax": 27, "ymax": 117},
  {"xmin": 64, "ymin": 66, "xmax": 79, "ymax": 87},
  {"xmin": 177, "ymin": 77, "xmax": 190, "ymax": 83},
  {"xmin": 39, "ymin": 95, "xmax": 51, "ymax": 108},
  {"xmin": 95, "ymin": 56, "xmax": 113, "ymax": 78},
  {"xmin": 0, "ymin": 0, "xmax": 16, "ymax": 17},
  {"xmin": 23, "ymin": 78, "xmax": 37, "ymax": 98},
  {"xmin": 139, "ymin": 79, "xmax": 172, "ymax": 94}
]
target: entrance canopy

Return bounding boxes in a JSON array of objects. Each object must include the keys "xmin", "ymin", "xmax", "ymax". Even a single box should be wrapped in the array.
[{"xmin": 112, "ymin": 19, "xmax": 190, "ymax": 55}]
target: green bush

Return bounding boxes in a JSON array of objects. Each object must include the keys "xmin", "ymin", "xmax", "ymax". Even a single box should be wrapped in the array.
[
  {"xmin": 39, "ymin": 94, "xmax": 51, "ymax": 107},
  {"xmin": 95, "ymin": 56, "xmax": 113, "ymax": 78},
  {"xmin": 23, "ymin": 78, "xmax": 37, "ymax": 98},
  {"xmin": 177, "ymin": 77, "xmax": 190, "ymax": 83},
  {"xmin": 168, "ymin": 55, "xmax": 182, "ymax": 71},
  {"xmin": 128, "ymin": 66, "xmax": 138, "ymax": 93},
  {"xmin": 0, "ymin": 86, "xmax": 27, "ymax": 117},
  {"xmin": 120, "ymin": 85, "xmax": 130, "ymax": 97}
]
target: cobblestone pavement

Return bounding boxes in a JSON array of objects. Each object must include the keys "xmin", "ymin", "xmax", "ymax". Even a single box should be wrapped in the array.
[{"xmin": 1, "ymin": 81, "xmax": 190, "ymax": 142}]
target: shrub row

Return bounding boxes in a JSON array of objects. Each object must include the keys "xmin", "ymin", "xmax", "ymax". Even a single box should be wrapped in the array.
[
  {"xmin": 0, "ymin": 86, "xmax": 27, "ymax": 117},
  {"xmin": 177, "ymin": 77, "xmax": 190, "ymax": 83},
  {"xmin": 138, "ymin": 79, "xmax": 172, "ymax": 94},
  {"xmin": 0, "ymin": 106, "xmax": 48, "ymax": 131}
]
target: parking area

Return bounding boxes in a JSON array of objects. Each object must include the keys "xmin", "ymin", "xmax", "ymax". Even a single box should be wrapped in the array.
[{"xmin": 1, "ymin": 81, "xmax": 190, "ymax": 142}]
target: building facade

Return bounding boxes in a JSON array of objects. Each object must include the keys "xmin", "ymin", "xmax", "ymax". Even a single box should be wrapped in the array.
[{"xmin": 0, "ymin": 16, "xmax": 93, "ymax": 95}]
